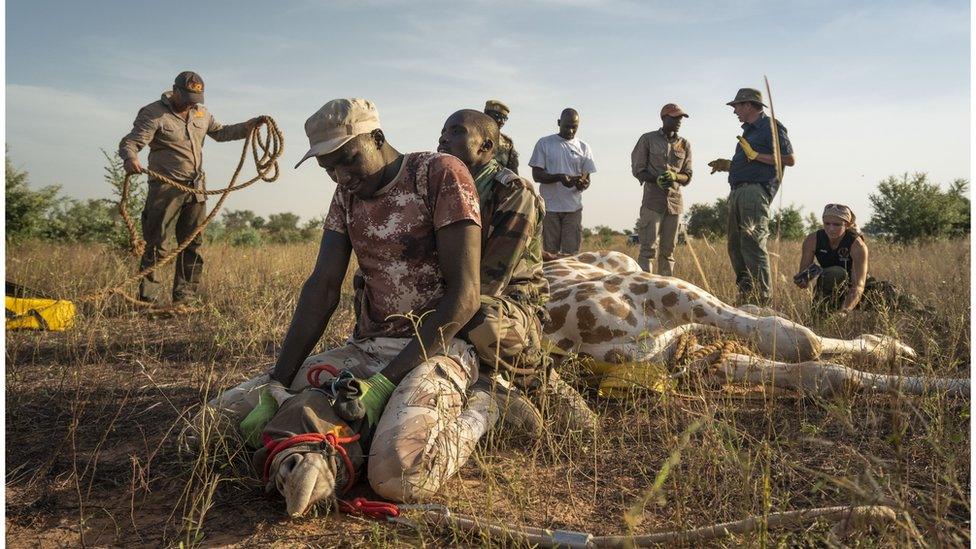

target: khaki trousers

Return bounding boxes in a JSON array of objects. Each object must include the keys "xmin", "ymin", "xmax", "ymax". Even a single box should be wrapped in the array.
[
  {"xmin": 636, "ymin": 206, "xmax": 680, "ymax": 276},
  {"xmin": 209, "ymin": 337, "xmax": 495, "ymax": 503},
  {"xmin": 543, "ymin": 209, "xmax": 583, "ymax": 255}
]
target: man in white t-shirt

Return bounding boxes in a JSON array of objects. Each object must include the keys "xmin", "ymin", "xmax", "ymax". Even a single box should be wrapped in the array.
[{"xmin": 528, "ymin": 108, "xmax": 597, "ymax": 256}]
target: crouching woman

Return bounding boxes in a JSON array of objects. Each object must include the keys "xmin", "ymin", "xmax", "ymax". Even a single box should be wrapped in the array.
[{"xmin": 794, "ymin": 204, "xmax": 905, "ymax": 315}]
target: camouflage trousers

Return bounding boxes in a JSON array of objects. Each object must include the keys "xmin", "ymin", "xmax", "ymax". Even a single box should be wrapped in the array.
[
  {"xmin": 208, "ymin": 337, "xmax": 495, "ymax": 503},
  {"xmin": 458, "ymin": 295, "xmax": 547, "ymax": 377}
]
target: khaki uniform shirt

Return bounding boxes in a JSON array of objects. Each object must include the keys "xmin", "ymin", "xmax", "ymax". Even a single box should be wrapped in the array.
[
  {"xmin": 493, "ymin": 132, "xmax": 520, "ymax": 173},
  {"xmin": 630, "ymin": 129, "xmax": 693, "ymax": 215},
  {"xmin": 118, "ymin": 91, "xmax": 250, "ymax": 184}
]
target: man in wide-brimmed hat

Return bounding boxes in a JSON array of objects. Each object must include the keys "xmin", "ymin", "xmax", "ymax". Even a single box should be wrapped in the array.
[{"xmin": 708, "ymin": 88, "xmax": 796, "ymax": 306}]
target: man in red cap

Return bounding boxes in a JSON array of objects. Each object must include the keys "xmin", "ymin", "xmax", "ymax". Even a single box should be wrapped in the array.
[
  {"xmin": 119, "ymin": 71, "xmax": 262, "ymax": 305},
  {"xmin": 630, "ymin": 103, "xmax": 693, "ymax": 275}
]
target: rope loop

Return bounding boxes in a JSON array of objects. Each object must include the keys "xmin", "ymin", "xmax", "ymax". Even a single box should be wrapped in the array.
[{"xmin": 92, "ymin": 116, "xmax": 285, "ymax": 306}]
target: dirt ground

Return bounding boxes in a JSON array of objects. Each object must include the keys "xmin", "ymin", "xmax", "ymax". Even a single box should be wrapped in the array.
[{"xmin": 5, "ymin": 238, "xmax": 971, "ymax": 547}]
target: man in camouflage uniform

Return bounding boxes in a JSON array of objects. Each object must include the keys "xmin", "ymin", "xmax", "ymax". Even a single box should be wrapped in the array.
[
  {"xmin": 119, "ymin": 71, "xmax": 262, "ymax": 304},
  {"xmin": 484, "ymin": 100, "xmax": 520, "ymax": 174},
  {"xmin": 439, "ymin": 109, "xmax": 547, "ymax": 376},
  {"xmin": 439, "ymin": 110, "xmax": 599, "ymax": 436}
]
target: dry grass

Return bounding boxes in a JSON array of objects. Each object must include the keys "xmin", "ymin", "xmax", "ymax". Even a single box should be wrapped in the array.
[{"xmin": 5, "ymin": 236, "xmax": 970, "ymax": 547}]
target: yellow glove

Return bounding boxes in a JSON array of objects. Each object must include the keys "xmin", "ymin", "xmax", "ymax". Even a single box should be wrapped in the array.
[{"xmin": 737, "ymin": 136, "xmax": 758, "ymax": 161}]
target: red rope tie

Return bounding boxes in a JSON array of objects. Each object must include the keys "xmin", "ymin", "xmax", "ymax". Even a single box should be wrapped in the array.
[
  {"xmin": 338, "ymin": 497, "xmax": 400, "ymax": 520},
  {"xmin": 306, "ymin": 363, "xmax": 341, "ymax": 388},
  {"xmin": 262, "ymin": 431, "xmax": 361, "ymax": 495}
]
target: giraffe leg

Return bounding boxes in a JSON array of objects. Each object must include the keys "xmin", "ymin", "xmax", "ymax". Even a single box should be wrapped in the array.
[
  {"xmin": 818, "ymin": 334, "xmax": 917, "ymax": 360},
  {"xmin": 705, "ymin": 352, "xmax": 968, "ymax": 398}
]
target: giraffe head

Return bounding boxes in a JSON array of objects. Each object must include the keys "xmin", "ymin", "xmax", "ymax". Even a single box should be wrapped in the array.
[{"xmin": 256, "ymin": 391, "xmax": 365, "ymax": 517}]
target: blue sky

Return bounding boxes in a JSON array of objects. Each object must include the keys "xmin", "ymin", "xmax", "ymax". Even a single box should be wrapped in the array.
[{"xmin": 6, "ymin": 0, "xmax": 970, "ymax": 231}]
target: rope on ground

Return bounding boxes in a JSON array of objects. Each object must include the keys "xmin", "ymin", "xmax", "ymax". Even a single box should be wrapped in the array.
[
  {"xmin": 79, "ymin": 116, "xmax": 284, "ymax": 309},
  {"xmin": 411, "ymin": 504, "xmax": 896, "ymax": 547},
  {"xmin": 669, "ymin": 333, "xmax": 755, "ymax": 373}
]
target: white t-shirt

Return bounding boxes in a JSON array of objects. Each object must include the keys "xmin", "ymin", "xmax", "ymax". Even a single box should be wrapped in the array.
[{"xmin": 528, "ymin": 134, "xmax": 598, "ymax": 213}]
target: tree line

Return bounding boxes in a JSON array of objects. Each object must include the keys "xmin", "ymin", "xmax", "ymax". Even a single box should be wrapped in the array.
[
  {"xmin": 683, "ymin": 174, "xmax": 969, "ymax": 243},
  {"xmin": 5, "ymin": 151, "xmax": 324, "ymax": 248},
  {"xmin": 6, "ymin": 152, "xmax": 970, "ymax": 246}
]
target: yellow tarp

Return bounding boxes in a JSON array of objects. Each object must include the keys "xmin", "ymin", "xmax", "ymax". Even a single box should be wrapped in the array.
[
  {"xmin": 5, "ymin": 295, "xmax": 76, "ymax": 331},
  {"xmin": 543, "ymin": 339, "xmax": 673, "ymax": 398}
]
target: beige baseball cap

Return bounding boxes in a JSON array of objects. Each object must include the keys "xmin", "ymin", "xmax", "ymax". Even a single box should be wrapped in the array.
[{"xmin": 295, "ymin": 98, "xmax": 382, "ymax": 168}]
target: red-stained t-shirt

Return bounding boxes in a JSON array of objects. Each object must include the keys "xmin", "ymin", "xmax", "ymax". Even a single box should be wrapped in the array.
[{"xmin": 324, "ymin": 152, "xmax": 482, "ymax": 339}]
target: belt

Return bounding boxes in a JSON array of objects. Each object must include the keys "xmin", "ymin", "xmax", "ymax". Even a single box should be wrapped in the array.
[{"xmin": 730, "ymin": 181, "xmax": 765, "ymax": 190}]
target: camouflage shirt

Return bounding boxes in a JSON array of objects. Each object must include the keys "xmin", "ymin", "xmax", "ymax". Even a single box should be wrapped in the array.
[
  {"xmin": 474, "ymin": 161, "xmax": 548, "ymax": 309},
  {"xmin": 324, "ymin": 152, "xmax": 482, "ymax": 339},
  {"xmin": 492, "ymin": 133, "xmax": 520, "ymax": 174}
]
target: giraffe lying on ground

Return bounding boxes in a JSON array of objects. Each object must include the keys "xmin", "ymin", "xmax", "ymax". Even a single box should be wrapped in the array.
[
  {"xmin": 198, "ymin": 250, "xmax": 967, "ymax": 517},
  {"xmin": 542, "ymin": 251, "xmax": 969, "ymax": 397}
]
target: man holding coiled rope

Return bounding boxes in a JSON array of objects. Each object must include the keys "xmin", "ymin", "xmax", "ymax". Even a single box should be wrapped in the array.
[{"xmin": 119, "ymin": 71, "xmax": 262, "ymax": 304}]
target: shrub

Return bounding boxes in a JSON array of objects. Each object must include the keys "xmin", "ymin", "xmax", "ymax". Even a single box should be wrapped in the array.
[
  {"xmin": 5, "ymin": 153, "xmax": 60, "ymax": 241},
  {"xmin": 867, "ymin": 173, "xmax": 970, "ymax": 243}
]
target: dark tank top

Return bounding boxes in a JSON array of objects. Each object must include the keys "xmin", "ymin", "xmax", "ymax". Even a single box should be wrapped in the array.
[{"xmin": 815, "ymin": 229, "xmax": 858, "ymax": 275}]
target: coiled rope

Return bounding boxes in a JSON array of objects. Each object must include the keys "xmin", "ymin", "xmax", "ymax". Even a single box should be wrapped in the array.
[{"xmin": 81, "ymin": 115, "xmax": 284, "ymax": 307}]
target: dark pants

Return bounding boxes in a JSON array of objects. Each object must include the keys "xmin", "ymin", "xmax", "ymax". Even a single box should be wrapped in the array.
[
  {"xmin": 727, "ymin": 183, "xmax": 771, "ymax": 305},
  {"xmin": 543, "ymin": 209, "xmax": 583, "ymax": 255},
  {"xmin": 138, "ymin": 180, "xmax": 206, "ymax": 303},
  {"xmin": 813, "ymin": 266, "xmax": 920, "ymax": 315}
]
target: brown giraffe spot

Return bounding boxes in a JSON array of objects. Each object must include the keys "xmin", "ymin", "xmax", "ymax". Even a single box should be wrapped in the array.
[
  {"xmin": 598, "ymin": 296, "xmax": 632, "ymax": 321},
  {"xmin": 654, "ymin": 280, "xmax": 669, "ymax": 289},
  {"xmin": 575, "ymin": 285, "xmax": 597, "ymax": 302},
  {"xmin": 693, "ymin": 305, "xmax": 708, "ymax": 319},
  {"xmin": 675, "ymin": 283, "xmax": 688, "ymax": 290},
  {"xmin": 629, "ymin": 282, "xmax": 648, "ymax": 295},
  {"xmin": 577, "ymin": 305, "xmax": 597, "ymax": 333},
  {"xmin": 604, "ymin": 275, "xmax": 624, "ymax": 293},
  {"xmin": 547, "ymin": 303, "xmax": 570, "ymax": 332},
  {"xmin": 583, "ymin": 325, "xmax": 629, "ymax": 344},
  {"xmin": 661, "ymin": 292, "xmax": 679, "ymax": 307},
  {"xmin": 681, "ymin": 312, "xmax": 691, "ymax": 322},
  {"xmin": 641, "ymin": 299, "xmax": 657, "ymax": 315},
  {"xmin": 604, "ymin": 349, "xmax": 628, "ymax": 363},
  {"xmin": 556, "ymin": 338, "xmax": 576, "ymax": 351},
  {"xmin": 550, "ymin": 288, "xmax": 572, "ymax": 303},
  {"xmin": 687, "ymin": 291, "xmax": 700, "ymax": 301}
]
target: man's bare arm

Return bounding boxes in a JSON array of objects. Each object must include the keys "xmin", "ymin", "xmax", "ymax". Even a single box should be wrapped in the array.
[
  {"xmin": 754, "ymin": 153, "xmax": 795, "ymax": 167},
  {"xmin": 380, "ymin": 221, "xmax": 481, "ymax": 384},
  {"xmin": 532, "ymin": 166, "xmax": 571, "ymax": 185},
  {"xmin": 270, "ymin": 229, "xmax": 352, "ymax": 386}
]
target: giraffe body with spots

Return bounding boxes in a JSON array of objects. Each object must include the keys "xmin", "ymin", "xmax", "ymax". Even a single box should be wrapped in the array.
[{"xmin": 542, "ymin": 251, "xmax": 969, "ymax": 397}]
